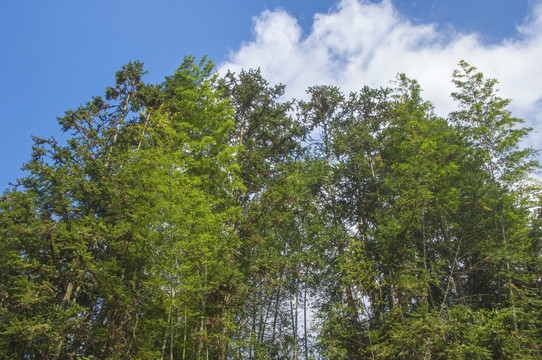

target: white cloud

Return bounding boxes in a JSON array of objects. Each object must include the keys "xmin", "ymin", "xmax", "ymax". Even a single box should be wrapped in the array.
[{"xmin": 219, "ymin": 0, "xmax": 542, "ymax": 150}]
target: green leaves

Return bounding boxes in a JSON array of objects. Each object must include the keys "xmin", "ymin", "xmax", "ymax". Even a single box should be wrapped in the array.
[
  {"xmin": 1, "ymin": 55, "xmax": 244, "ymax": 359},
  {"xmin": 1, "ymin": 57, "xmax": 540, "ymax": 358},
  {"xmin": 451, "ymin": 60, "xmax": 539, "ymax": 185}
]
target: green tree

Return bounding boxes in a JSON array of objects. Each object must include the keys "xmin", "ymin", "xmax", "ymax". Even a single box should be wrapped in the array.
[
  {"xmin": 0, "ymin": 61, "xmax": 153, "ymax": 358},
  {"xmin": 1, "ymin": 57, "xmax": 540, "ymax": 359},
  {"xmin": 0, "ymin": 56, "xmax": 243, "ymax": 360},
  {"xmin": 218, "ymin": 69, "xmax": 308, "ymax": 359}
]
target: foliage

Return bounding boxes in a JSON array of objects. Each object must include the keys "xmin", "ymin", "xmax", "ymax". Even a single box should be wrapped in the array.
[{"xmin": 1, "ymin": 58, "xmax": 540, "ymax": 359}]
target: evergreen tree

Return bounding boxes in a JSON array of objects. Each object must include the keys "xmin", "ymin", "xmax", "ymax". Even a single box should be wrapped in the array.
[
  {"xmin": 1, "ymin": 57, "xmax": 540, "ymax": 359},
  {"xmin": 0, "ymin": 56, "xmax": 242, "ymax": 359}
]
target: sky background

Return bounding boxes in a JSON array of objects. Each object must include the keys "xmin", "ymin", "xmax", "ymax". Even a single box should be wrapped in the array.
[{"xmin": 1, "ymin": 0, "xmax": 539, "ymax": 189}]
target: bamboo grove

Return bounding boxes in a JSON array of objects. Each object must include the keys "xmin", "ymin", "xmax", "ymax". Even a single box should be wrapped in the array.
[{"xmin": 1, "ymin": 56, "xmax": 541, "ymax": 359}]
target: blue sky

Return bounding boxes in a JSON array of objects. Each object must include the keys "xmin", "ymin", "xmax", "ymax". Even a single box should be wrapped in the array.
[{"xmin": 0, "ymin": 0, "xmax": 538, "ymax": 189}]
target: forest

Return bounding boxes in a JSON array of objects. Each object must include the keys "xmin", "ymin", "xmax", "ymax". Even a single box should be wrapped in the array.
[{"xmin": 1, "ymin": 56, "xmax": 541, "ymax": 359}]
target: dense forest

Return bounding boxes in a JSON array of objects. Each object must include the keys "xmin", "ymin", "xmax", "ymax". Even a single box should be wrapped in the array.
[{"xmin": 1, "ymin": 56, "xmax": 541, "ymax": 359}]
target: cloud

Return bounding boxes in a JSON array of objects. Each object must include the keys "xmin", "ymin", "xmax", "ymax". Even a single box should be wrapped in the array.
[{"xmin": 218, "ymin": 0, "xmax": 542, "ymax": 150}]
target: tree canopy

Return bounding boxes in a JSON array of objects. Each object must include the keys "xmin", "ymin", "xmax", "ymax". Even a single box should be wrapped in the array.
[{"xmin": 1, "ymin": 57, "xmax": 541, "ymax": 359}]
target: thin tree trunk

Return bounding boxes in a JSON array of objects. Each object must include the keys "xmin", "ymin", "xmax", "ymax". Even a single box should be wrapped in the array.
[
  {"xmin": 290, "ymin": 297, "xmax": 297, "ymax": 360},
  {"xmin": 161, "ymin": 298, "xmax": 173, "ymax": 360},
  {"xmin": 238, "ymin": 111, "xmax": 248, "ymax": 147},
  {"xmin": 303, "ymin": 282, "xmax": 308, "ymax": 360},
  {"xmin": 170, "ymin": 290, "xmax": 175, "ymax": 360},
  {"xmin": 136, "ymin": 112, "xmax": 151, "ymax": 151},
  {"xmin": 271, "ymin": 288, "xmax": 280, "ymax": 345},
  {"xmin": 291, "ymin": 272, "xmax": 299, "ymax": 360},
  {"xmin": 105, "ymin": 93, "xmax": 131, "ymax": 169},
  {"xmin": 182, "ymin": 304, "xmax": 187, "ymax": 360}
]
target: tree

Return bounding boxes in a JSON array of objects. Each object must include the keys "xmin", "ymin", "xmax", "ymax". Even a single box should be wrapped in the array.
[
  {"xmin": 218, "ymin": 69, "xmax": 309, "ymax": 359},
  {"xmin": 0, "ymin": 61, "xmax": 152, "ymax": 358},
  {"xmin": 1, "ymin": 57, "xmax": 541, "ymax": 359},
  {"xmin": 0, "ymin": 56, "xmax": 243, "ymax": 359}
]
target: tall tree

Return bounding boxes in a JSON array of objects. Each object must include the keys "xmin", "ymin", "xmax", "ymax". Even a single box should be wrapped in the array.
[
  {"xmin": 0, "ymin": 56, "xmax": 243, "ymax": 359},
  {"xmin": 1, "ymin": 57, "xmax": 541, "ymax": 359},
  {"xmin": 218, "ymin": 69, "xmax": 308, "ymax": 359},
  {"xmin": 0, "ymin": 60, "xmax": 153, "ymax": 358}
]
